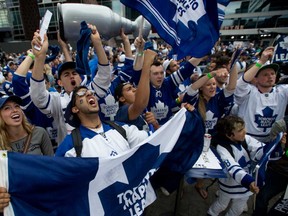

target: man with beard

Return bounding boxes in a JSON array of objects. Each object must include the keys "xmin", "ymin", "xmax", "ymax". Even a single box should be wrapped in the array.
[{"xmin": 30, "ymin": 24, "xmax": 111, "ymax": 144}]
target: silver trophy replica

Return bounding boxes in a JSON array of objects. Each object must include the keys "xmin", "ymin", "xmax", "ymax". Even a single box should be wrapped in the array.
[{"xmin": 57, "ymin": 3, "xmax": 151, "ymax": 41}]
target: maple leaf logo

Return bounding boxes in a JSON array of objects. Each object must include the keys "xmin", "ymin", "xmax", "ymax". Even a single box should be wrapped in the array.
[
  {"xmin": 254, "ymin": 107, "xmax": 278, "ymax": 132},
  {"xmin": 205, "ymin": 110, "xmax": 218, "ymax": 130},
  {"xmin": 279, "ymin": 36, "xmax": 288, "ymax": 51},
  {"xmin": 150, "ymin": 101, "xmax": 169, "ymax": 121},
  {"xmin": 100, "ymin": 94, "xmax": 119, "ymax": 121}
]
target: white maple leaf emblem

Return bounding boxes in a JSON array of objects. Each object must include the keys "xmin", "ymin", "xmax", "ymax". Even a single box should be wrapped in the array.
[
  {"xmin": 205, "ymin": 110, "xmax": 218, "ymax": 130},
  {"xmin": 150, "ymin": 101, "xmax": 169, "ymax": 121},
  {"xmin": 100, "ymin": 94, "xmax": 119, "ymax": 121},
  {"xmin": 279, "ymin": 36, "xmax": 288, "ymax": 51}
]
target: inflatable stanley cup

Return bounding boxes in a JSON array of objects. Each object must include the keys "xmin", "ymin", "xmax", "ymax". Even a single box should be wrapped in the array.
[{"xmin": 57, "ymin": 3, "xmax": 151, "ymax": 42}]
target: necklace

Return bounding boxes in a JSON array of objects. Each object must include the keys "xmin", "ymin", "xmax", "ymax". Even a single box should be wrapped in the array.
[{"xmin": 86, "ymin": 122, "xmax": 101, "ymax": 130}]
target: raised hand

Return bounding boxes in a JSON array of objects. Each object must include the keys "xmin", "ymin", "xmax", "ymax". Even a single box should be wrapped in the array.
[{"xmin": 31, "ymin": 30, "xmax": 48, "ymax": 58}]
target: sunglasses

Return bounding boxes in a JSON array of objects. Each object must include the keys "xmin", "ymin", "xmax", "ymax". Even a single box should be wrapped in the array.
[{"xmin": 75, "ymin": 89, "xmax": 96, "ymax": 97}]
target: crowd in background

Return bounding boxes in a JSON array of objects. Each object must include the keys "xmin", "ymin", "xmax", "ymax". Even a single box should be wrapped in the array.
[{"xmin": 0, "ymin": 25, "xmax": 287, "ymax": 216}]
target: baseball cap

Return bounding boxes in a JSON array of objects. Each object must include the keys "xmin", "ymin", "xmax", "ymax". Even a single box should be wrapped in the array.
[
  {"xmin": 240, "ymin": 51, "xmax": 249, "ymax": 56},
  {"xmin": 57, "ymin": 61, "xmax": 76, "ymax": 79},
  {"xmin": 163, "ymin": 59, "xmax": 172, "ymax": 72},
  {"xmin": 256, "ymin": 63, "xmax": 279, "ymax": 77},
  {"xmin": 0, "ymin": 95, "xmax": 22, "ymax": 109}
]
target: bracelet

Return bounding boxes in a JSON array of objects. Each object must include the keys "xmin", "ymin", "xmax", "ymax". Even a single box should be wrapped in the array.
[
  {"xmin": 28, "ymin": 53, "xmax": 35, "ymax": 61},
  {"xmin": 285, "ymin": 149, "xmax": 288, "ymax": 157},
  {"xmin": 136, "ymin": 52, "xmax": 144, "ymax": 57},
  {"xmin": 255, "ymin": 62, "xmax": 262, "ymax": 68},
  {"xmin": 207, "ymin": 72, "xmax": 213, "ymax": 79},
  {"xmin": 175, "ymin": 97, "xmax": 181, "ymax": 104}
]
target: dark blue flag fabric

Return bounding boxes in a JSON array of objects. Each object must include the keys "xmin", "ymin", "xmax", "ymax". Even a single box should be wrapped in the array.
[
  {"xmin": 272, "ymin": 34, "xmax": 288, "ymax": 63},
  {"xmin": 120, "ymin": 0, "xmax": 230, "ymax": 59},
  {"xmin": 76, "ymin": 21, "xmax": 92, "ymax": 77},
  {"xmin": 0, "ymin": 108, "xmax": 204, "ymax": 216},
  {"xmin": 255, "ymin": 133, "xmax": 282, "ymax": 187}
]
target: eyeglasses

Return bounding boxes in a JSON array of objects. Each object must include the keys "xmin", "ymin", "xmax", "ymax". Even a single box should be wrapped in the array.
[{"xmin": 75, "ymin": 89, "xmax": 96, "ymax": 97}]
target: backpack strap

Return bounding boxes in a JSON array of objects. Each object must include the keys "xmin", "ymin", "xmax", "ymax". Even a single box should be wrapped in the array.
[
  {"xmin": 238, "ymin": 60, "xmax": 243, "ymax": 70},
  {"xmin": 72, "ymin": 127, "xmax": 82, "ymax": 157},
  {"xmin": 103, "ymin": 120, "xmax": 127, "ymax": 140}
]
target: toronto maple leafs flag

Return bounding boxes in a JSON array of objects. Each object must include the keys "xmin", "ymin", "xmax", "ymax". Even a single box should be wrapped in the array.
[
  {"xmin": 255, "ymin": 133, "xmax": 283, "ymax": 187},
  {"xmin": 120, "ymin": 0, "xmax": 230, "ymax": 59},
  {"xmin": 0, "ymin": 108, "xmax": 204, "ymax": 216},
  {"xmin": 272, "ymin": 34, "xmax": 288, "ymax": 63}
]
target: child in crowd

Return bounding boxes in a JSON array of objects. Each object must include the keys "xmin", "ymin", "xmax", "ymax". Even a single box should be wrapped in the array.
[{"xmin": 207, "ymin": 115, "xmax": 263, "ymax": 216}]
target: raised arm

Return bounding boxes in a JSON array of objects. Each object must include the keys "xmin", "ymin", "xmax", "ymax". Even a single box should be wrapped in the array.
[
  {"xmin": 88, "ymin": 24, "xmax": 111, "ymax": 98},
  {"xmin": 188, "ymin": 56, "xmax": 205, "ymax": 67},
  {"xmin": 133, "ymin": 36, "xmax": 145, "ymax": 71},
  {"xmin": 31, "ymin": 31, "xmax": 49, "ymax": 81},
  {"xmin": 89, "ymin": 24, "xmax": 108, "ymax": 65},
  {"xmin": 128, "ymin": 49, "xmax": 157, "ymax": 120},
  {"xmin": 243, "ymin": 46, "xmax": 274, "ymax": 82},
  {"xmin": 15, "ymin": 49, "xmax": 34, "ymax": 77},
  {"xmin": 120, "ymin": 28, "xmax": 133, "ymax": 58},
  {"xmin": 225, "ymin": 64, "xmax": 238, "ymax": 92},
  {"xmin": 190, "ymin": 68, "xmax": 227, "ymax": 91},
  {"xmin": 57, "ymin": 31, "xmax": 72, "ymax": 62}
]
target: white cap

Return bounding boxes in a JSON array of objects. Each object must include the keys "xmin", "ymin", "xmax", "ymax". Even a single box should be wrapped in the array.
[{"xmin": 163, "ymin": 59, "xmax": 172, "ymax": 72}]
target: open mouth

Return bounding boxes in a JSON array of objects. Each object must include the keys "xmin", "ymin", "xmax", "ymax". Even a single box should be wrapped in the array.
[
  {"xmin": 11, "ymin": 114, "xmax": 20, "ymax": 120},
  {"xmin": 71, "ymin": 80, "xmax": 76, "ymax": 86},
  {"xmin": 88, "ymin": 98, "xmax": 96, "ymax": 106}
]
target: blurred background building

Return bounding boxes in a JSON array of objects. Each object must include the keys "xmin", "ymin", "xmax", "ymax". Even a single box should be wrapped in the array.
[{"xmin": 0, "ymin": 0, "xmax": 287, "ymax": 52}]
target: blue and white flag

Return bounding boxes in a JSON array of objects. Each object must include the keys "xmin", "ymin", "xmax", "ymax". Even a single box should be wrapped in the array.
[
  {"xmin": 272, "ymin": 34, "xmax": 288, "ymax": 63},
  {"xmin": 255, "ymin": 133, "xmax": 282, "ymax": 187},
  {"xmin": 0, "ymin": 108, "xmax": 204, "ymax": 216},
  {"xmin": 217, "ymin": 0, "xmax": 230, "ymax": 27},
  {"xmin": 120, "ymin": 0, "xmax": 230, "ymax": 59}
]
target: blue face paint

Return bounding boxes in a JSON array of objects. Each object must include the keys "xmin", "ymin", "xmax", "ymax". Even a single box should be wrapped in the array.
[{"xmin": 79, "ymin": 99, "xmax": 83, "ymax": 104}]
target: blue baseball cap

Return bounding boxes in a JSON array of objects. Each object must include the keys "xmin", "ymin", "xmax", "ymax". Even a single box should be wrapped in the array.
[
  {"xmin": 57, "ymin": 61, "xmax": 76, "ymax": 79},
  {"xmin": 0, "ymin": 95, "xmax": 22, "ymax": 109}
]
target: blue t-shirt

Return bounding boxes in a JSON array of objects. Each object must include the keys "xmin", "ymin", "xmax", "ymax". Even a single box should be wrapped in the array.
[{"xmin": 115, "ymin": 104, "xmax": 148, "ymax": 131}]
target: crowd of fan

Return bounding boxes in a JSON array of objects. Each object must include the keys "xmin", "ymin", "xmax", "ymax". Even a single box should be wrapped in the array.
[{"xmin": 0, "ymin": 25, "xmax": 287, "ymax": 216}]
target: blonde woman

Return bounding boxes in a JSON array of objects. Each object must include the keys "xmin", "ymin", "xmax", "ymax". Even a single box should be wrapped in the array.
[
  {"xmin": 0, "ymin": 95, "xmax": 54, "ymax": 213},
  {"xmin": 182, "ymin": 64, "xmax": 238, "ymax": 199},
  {"xmin": 0, "ymin": 95, "xmax": 53, "ymax": 155}
]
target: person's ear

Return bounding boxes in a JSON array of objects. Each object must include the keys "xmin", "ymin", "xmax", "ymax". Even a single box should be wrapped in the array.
[
  {"xmin": 226, "ymin": 133, "xmax": 234, "ymax": 140},
  {"xmin": 72, "ymin": 106, "xmax": 79, "ymax": 114},
  {"xmin": 57, "ymin": 79, "xmax": 64, "ymax": 87},
  {"xmin": 119, "ymin": 96, "xmax": 125, "ymax": 103}
]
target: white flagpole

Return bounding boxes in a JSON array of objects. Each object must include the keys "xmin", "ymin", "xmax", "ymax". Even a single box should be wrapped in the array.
[{"xmin": 253, "ymin": 165, "xmax": 260, "ymax": 211}]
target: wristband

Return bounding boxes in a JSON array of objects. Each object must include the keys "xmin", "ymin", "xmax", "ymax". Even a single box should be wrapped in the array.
[
  {"xmin": 207, "ymin": 72, "xmax": 213, "ymax": 79},
  {"xmin": 136, "ymin": 52, "xmax": 144, "ymax": 57},
  {"xmin": 28, "ymin": 53, "xmax": 35, "ymax": 61},
  {"xmin": 255, "ymin": 62, "xmax": 262, "ymax": 68},
  {"xmin": 175, "ymin": 97, "xmax": 181, "ymax": 104}
]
